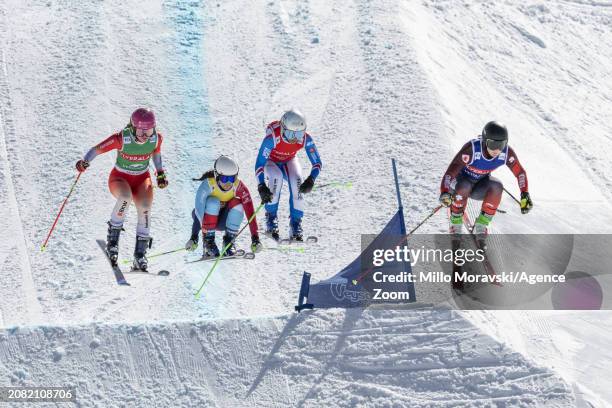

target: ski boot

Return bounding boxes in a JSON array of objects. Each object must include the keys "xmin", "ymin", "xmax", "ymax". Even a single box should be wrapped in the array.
[
  {"xmin": 449, "ymin": 212, "xmax": 464, "ymax": 236},
  {"xmin": 203, "ymin": 232, "xmax": 220, "ymax": 258},
  {"xmin": 106, "ymin": 221, "xmax": 123, "ymax": 265},
  {"xmin": 289, "ymin": 218, "xmax": 304, "ymax": 242},
  {"xmin": 133, "ymin": 235, "xmax": 152, "ymax": 272},
  {"xmin": 265, "ymin": 212, "xmax": 280, "ymax": 241},
  {"xmin": 448, "ymin": 212, "xmax": 464, "ymax": 279},
  {"xmin": 473, "ymin": 212, "xmax": 493, "ymax": 250},
  {"xmin": 222, "ymin": 231, "xmax": 237, "ymax": 257},
  {"xmin": 185, "ymin": 234, "xmax": 198, "ymax": 252}
]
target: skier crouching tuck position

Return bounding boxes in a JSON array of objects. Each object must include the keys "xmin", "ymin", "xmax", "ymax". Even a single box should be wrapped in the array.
[
  {"xmin": 439, "ymin": 121, "xmax": 533, "ymax": 238},
  {"xmin": 75, "ymin": 108, "xmax": 168, "ymax": 271},
  {"xmin": 186, "ymin": 155, "xmax": 262, "ymax": 257},
  {"xmin": 255, "ymin": 109, "xmax": 322, "ymax": 241}
]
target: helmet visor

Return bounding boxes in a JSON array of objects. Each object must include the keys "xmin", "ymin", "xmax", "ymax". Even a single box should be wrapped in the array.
[
  {"xmin": 485, "ymin": 138, "xmax": 507, "ymax": 151},
  {"xmin": 282, "ymin": 128, "xmax": 304, "ymax": 143}
]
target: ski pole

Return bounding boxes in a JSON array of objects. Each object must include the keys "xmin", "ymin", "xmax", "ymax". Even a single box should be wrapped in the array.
[
  {"xmin": 235, "ymin": 202, "xmax": 265, "ymax": 239},
  {"xmin": 352, "ymin": 202, "xmax": 444, "ymax": 285},
  {"xmin": 407, "ymin": 205, "xmax": 442, "ymax": 235},
  {"xmin": 194, "ymin": 202, "xmax": 264, "ymax": 298},
  {"xmin": 267, "ymin": 245, "xmax": 306, "ymax": 253},
  {"xmin": 503, "ymin": 187, "xmax": 521, "ymax": 205},
  {"xmin": 121, "ymin": 246, "xmax": 186, "ymax": 264},
  {"xmin": 313, "ymin": 181, "xmax": 353, "ymax": 191},
  {"xmin": 353, "ymin": 205, "xmax": 442, "ymax": 285},
  {"xmin": 41, "ymin": 172, "xmax": 82, "ymax": 252}
]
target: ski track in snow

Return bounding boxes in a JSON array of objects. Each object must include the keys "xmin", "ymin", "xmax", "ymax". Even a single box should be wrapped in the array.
[
  {"xmin": 404, "ymin": 2, "xmax": 612, "ymax": 404},
  {"xmin": 0, "ymin": 4, "xmax": 44, "ymax": 325},
  {"xmin": 406, "ymin": 0, "xmax": 612, "ymax": 233},
  {"xmin": 0, "ymin": 0, "xmax": 610, "ymax": 406},
  {"xmin": 200, "ymin": 0, "xmax": 448, "ymax": 319},
  {"xmin": 0, "ymin": 307, "xmax": 574, "ymax": 407},
  {"xmin": 466, "ymin": 309, "xmax": 612, "ymax": 407}
]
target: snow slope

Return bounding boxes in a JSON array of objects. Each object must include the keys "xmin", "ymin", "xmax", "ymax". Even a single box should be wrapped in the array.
[
  {"xmin": 0, "ymin": 0, "xmax": 450, "ymax": 325},
  {"xmin": 401, "ymin": 2, "xmax": 612, "ymax": 404},
  {"xmin": 0, "ymin": 307, "xmax": 574, "ymax": 407},
  {"xmin": 469, "ymin": 310, "xmax": 612, "ymax": 407},
  {"xmin": 0, "ymin": 0, "xmax": 212, "ymax": 326},
  {"xmin": 405, "ymin": 0, "xmax": 612, "ymax": 234},
  {"xmin": 1, "ymin": 0, "xmax": 611, "ymax": 406}
]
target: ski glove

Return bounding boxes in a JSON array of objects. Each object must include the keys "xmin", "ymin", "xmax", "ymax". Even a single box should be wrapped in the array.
[
  {"xmin": 157, "ymin": 171, "xmax": 169, "ymax": 189},
  {"xmin": 75, "ymin": 159, "xmax": 89, "ymax": 173},
  {"xmin": 251, "ymin": 235, "xmax": 263, "ymax": 253},
  {"xmin": 520, "ymin": 191, "xmax": 533, "ymax": 214},
  {"xmin": 299, "ymin": 176, "xmax": 315, "ymax": 194},
  {"xmin": 185, "ymin": 238, "xmax": 197, "ymax": 252},
  {"xmin": 258, "ymin": 183, "xmax": 273, "ymax": 204},
  {"xmin": 439, "ymin": 192, "xmax": 453, "ymax": 207}
]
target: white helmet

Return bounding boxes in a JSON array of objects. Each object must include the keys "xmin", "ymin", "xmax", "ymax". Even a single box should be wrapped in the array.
[
  {"xmin": 280, "ymin": 109, "xmax": 307, "ymax": 131},
  {"xmin": 214, "ymin": 155, "xmax": 239, "ymax": 178}
]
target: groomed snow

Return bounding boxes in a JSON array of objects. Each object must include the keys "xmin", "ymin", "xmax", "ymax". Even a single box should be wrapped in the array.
[
  {"xmin": 0, "ymin": 307, "xmax": 574, "ymax": 407},
  {"xmin": 0, "ymin": 0, "xmax": 610, "ymax": 406}
]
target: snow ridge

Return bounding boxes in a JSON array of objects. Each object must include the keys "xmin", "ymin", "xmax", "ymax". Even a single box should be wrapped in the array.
[{"xmin": 0, "ymin": 307, "xmax": 574, "ymax": 407}]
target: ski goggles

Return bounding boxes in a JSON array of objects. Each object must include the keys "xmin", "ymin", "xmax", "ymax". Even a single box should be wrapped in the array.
[
  {"xmin": 135, "ymin": 127, "xmax": 155, "ymax": 138},
  {"xmin": 485, "ymin": 138, "xmax": 507, "ymax": 151},
  {"xmin": 217, "ymin": 174, "xmax": 236, "ymax": 184},
  {"xmin": 282, "ymin": 128, "xmax": 305, "ymax": 143}
]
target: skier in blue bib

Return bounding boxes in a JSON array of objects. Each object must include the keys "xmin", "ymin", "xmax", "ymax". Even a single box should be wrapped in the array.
[{"xmin": 439, "ymin": 121, "xmax": 533, "ymax": 235}]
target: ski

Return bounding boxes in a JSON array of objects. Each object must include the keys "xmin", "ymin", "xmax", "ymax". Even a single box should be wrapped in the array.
[
  {"xmin": 279, "ymin": 236, "xmax": 318, "ymax": 245},
  {"xmin": 267, "ymin": 245, "xmax": 306, "ymax": 254},
  {"xmin": 461, "ymin": 213, "xmax": 499, "ymax": 285},
  {"xmin": 126, "ymin": 268, "xmax": 170, "ymax": 276},
  {"xmin": 96, "ymin": 239, "xmax": 130, "ymax": 286},
  {"xmin": 260, "ymin": 229, "xmax": 317, "ymax": 245},
  {"xmin": 187, "ymin": 249, "xmax": 255, "ymax": 264}
]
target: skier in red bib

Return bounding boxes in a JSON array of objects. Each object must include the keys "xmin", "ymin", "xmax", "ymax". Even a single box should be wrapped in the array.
[
  {"xmin": 254, "ymin": 109, "xmax": 322, "ymax": 241},
  {"xmin": 75, "ymin": 108, "xmax": 168, "ymax": 271},
  {"xmin": 439, "ymin": 121, "xmax": 533, "ymax": 236}
]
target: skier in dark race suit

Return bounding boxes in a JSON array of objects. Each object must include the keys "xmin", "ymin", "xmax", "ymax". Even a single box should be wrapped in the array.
[{"xmin": 439, "ymin": 121, "xmax": 533, "ymax": 236}]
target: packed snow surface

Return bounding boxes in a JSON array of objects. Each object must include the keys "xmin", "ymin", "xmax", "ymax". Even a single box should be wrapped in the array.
[
  {"xmin": 0, "ymin": 308, "xmax": 574, "ymax": 407},
  {"xmin": 0, "ymin": 0, "xmax": 611, "ymax": 406}
]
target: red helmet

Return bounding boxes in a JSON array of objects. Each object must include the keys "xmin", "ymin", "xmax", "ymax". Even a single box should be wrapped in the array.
[{"xmin": 130, "ymin": 108, "xmax": 156, "ymax": 129}]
